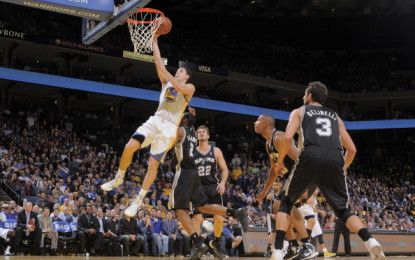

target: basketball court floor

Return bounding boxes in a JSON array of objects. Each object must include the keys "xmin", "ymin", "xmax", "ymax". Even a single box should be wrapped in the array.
[{"xmin": 3, "ymin": 256, "xmax": 415, "ymax": 259}]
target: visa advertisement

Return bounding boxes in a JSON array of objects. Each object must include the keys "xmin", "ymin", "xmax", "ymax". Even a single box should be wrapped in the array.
[{"xmin": 0, "ymin": 0, "xmax": 114, "ymax": 21}]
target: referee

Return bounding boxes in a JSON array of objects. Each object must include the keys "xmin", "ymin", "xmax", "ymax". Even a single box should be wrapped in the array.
[{"xmin": 331, "ymin": 214, "xmax": 351, "ymax": 256}]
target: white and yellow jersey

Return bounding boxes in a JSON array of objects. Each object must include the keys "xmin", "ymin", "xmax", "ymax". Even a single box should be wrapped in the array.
[{"xmin": 154, "ymin": 81, "xmax": 190, "ymax": 126}]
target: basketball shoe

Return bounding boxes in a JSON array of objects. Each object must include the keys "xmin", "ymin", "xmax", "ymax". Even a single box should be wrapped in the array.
[
  {"xmin": 364, "ymin": 238, "xmax": 386, "ymax": 260},
  {"xmin": 101, "ymin": 174, "xmax": 124, "ymax": 191},
  {"xmin": 270, "ymin": 249, "xmax": 284, "ymax": 260},
  {"xmin": 124, "ymin": 198, "xmax": 143, "ymax": 217}
]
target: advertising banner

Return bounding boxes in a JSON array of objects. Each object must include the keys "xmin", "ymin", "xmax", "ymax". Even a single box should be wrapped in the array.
[{"xmin": 0, "ymin": 0, "xmax": 113, "ymax": 21}]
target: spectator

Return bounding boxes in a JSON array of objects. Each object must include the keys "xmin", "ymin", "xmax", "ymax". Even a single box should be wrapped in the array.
[
  {"xmin": 37, "ymin": 207, "xmax": 58, "ymax": 255},
  {"xmin": 162, "ymin": 211, "xmax": 183, "ymax": 256},
  {"xmin": 14, "ymin": 202, "xmax": 42, "ymax": 255},
  {"xmin": 119, "ymin": 212, "xmax": 143, "ymax": 256},
  {"xmin": 77, "ymin": 205, "xmax": 103, "ymax": 256}
]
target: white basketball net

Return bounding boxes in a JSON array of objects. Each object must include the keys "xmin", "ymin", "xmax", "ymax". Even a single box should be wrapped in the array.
[{"xmin": 127, "ymin": 9, "xmax": 164, "ymax": 54}]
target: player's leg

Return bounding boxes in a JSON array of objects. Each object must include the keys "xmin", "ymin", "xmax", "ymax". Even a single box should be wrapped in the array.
[
  {"xmin": 317, "ymin": 159, "xmax": 385, "ymax": 260},
  {"xmin": 272, "ymin": 160, "xmax": 316, "ymax": 260},
  {"xmin": 198, "ymin": 204, "xmax": 248, "ymax": 232},
  {"xmin": 173, "ymin": 168, "xmax": 209, "ymax": 260},
  {"xmin": 124, "ymin": 156, "xmax": 160, "ymax": 216},
  {"xmin": 101, "ymin": 118, "xmax": 156, "ymax": 191},
  {"xmin": 192, "ymin": 213, "xmax": 203, "ymax": 235},
  {"xmin": 101, "ymin": 138, "xmax": 141, "ymax": 191},
  {"xmin": 209, "ymin": 214, "xmax": 224, "ymax": 258}
]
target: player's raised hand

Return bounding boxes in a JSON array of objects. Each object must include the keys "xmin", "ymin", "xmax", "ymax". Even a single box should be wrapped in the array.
[{"xmin": 188, "ymin": 106, "xmax": 196, "ymax": 116}]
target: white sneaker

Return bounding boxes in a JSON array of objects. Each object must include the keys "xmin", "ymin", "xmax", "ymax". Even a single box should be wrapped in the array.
[
  {"xmin": 4, "ymin": 246, "xmax": 11, "ymax": 256},
  {"xmin": 270, "ymin": 249, "xmax": 284, "ymax": 260},
  {"xmin": 101, "ymin": 175, "xmax": 124, "ymax": 191},
  {"xmin": 364, "ymin": 238, "xmax": 386, "ymax": 260},
  {"xmin": 124, "ymin": 198, "xmax": 143, "ymax": 217}
]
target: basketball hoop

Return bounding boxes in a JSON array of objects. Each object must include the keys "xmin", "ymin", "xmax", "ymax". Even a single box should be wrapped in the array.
[{"xmin": 127, "ymin": 8, "xmax": 164, "ymax": 54}]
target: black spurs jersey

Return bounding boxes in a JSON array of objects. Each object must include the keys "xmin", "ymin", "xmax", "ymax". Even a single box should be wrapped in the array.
[
  {"xmin": 268, "ymin": 191, "xmax": 279, "ymax": 213},
  {"xmin": 194, "ymin": 145, "xmax": 219, "ymax": 185},
  {"xmin": 267, "ymin": 129, "xmax": 295, "ymax": 174},
  {"xmin": 299, "ymin": 105, "xmax": 343, "ymax": 161},
  {"xmin": 175, "ymin": 126, "xmax": 197, "ymax": 169}
]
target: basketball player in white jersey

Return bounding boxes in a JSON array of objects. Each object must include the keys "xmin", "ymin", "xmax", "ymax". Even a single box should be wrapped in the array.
[
  {"xmin": 299, "ymin": 188, "xmax": 336, "ymax": 258},
  {"xmin": 101, "ymin": 34, "xmax": 195, "ymax": 217}
]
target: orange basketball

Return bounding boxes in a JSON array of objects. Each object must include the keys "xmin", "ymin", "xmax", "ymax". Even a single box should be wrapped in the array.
[{"xmin": 156, "ymin": 17, "xmax": 172, "ymax": 35}]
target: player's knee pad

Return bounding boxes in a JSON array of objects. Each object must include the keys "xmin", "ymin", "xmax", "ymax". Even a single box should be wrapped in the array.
[
  {"xmin": 131, "ymin": 134, "xmax": 145, "ymax": 145},
  {"xmin": 334, "ymin": 208, "xmax": 353, "ymax": 223},
  {"xmin": 279, "ymin": 195, "xmax": 294, "ymax": 215},
  {"xmin": 317, "ymin": 234, "xmax": 324, "ymax": 245}
]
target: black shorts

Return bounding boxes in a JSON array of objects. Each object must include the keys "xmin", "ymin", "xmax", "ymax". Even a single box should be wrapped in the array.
[
  {"xmin": 170, "ymin": 168, "xmax": 207, "ymax": 210},
  {"xmin": 283, "ymin": 155, "xmax": 348, "ymax": 213},
  {"xmin": 193, "ymin": 183, "xmax": 223, "ymax": 215},
  {"xmin": 266, "ymin": 213, "xmax": 276, "ymax": 234}
]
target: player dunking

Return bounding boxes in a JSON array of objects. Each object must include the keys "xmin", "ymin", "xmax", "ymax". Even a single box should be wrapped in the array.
[
  {"xmin": 255, "ymin": 115, "xmax": 317, "ymax": 260},
  {"xmin": 169, "ymin": 109, "xmax": 248, "ymax": 260},
  {"xmin": 272, "ymin": 82, "xmax": 385, "ymax": 260},
  {"xmin": 192, "ymin": 125, "xmax": 239, "ymax": 259},
  {"xmin": 101, "ymin": 34, "xmax": 195, "ymax": 217}
]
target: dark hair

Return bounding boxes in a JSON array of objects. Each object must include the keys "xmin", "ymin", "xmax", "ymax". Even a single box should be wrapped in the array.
[
  {"xmin": 306, "ymin": 81, "xmax": 328, "ymax": 104},
  {"xmin": 196, "ymin": 125, "xmax": 210, "ymax": 135},
  {"xmin": 181, "ymin": 67, "xmax": 192, "ymax": 82},
  {"xmin": 182, "ymin": 112, "xmax": 195, "ymax": 127}
]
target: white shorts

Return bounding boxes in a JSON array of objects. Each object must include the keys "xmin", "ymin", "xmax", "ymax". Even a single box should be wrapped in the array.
[
  {"xmin": 132, "ymin": 115, "xmax": 178, "ymax": 162},
  {"xmin": 299, "ymin": 205, "xmax": 314, "ymax": 218},
  {"xmin": 311, "ymin": 219, "xmax": 323, "ymax": 237},
  {"xmin": 299, "ymin": 205, "xmax": 323, "ymax": 237}
]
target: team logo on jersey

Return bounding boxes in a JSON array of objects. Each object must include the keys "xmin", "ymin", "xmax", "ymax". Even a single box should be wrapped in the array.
[{"xmin": 164, "ymin": 87, "xmax": 178, "ymax": 102}]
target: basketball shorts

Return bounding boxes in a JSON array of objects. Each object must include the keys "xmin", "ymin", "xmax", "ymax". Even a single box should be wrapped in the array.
[
  {"xmin": 168, "ymin": 167, "xmax": 207, "ymax": 210},
  {"xmin": 311, "ymin": 218, "xmax": 323, "ymax": 238},
  {"xmin": 299, "ymin": 204, "xmax": 315, "ymax": 219},
  {"xmin": 193, "ymin": 183, "xmax": 223, "ymax": 215},
  {"xmin": 266, "ymin": 213, "xmax": 276, "ymax": 234},
  {"xmin": 283, "ymin": 152, "xmax": 348, "ymax": 213},
  {"xmin": 132, "ymin": 115, "xmax": 178, "ymax": 162}
]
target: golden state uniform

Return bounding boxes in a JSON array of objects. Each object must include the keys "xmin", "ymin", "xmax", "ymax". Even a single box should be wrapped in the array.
[{"xmin": 132, "ymin": 81, "xmax": 189, "ymax": 162}]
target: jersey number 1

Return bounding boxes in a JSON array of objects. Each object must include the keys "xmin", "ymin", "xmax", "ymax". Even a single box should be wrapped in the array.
[{"xmin": 316, "ymin": 117, "xmax": 332, "ymax": 137}]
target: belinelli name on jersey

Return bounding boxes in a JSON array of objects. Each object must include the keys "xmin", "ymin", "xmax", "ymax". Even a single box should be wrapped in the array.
[{"xmin": 306, "ymin": 109, "xmax": 338, "ymax": 121}]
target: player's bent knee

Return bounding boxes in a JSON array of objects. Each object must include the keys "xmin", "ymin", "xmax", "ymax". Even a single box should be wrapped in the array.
[
  {"xmin": 125, "ymin": 137, "xmax": 141, "ymax": 151},
  {"xmin": 334, "ymin": 208, "xmax": 353, "ymax": 223}
]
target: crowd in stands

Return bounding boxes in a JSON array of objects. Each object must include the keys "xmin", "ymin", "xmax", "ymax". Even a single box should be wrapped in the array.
[{"xmin": 0, "ymin": 105, "xmax": 414, "ymax": 256}]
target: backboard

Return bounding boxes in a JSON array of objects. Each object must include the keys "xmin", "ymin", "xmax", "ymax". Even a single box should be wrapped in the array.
[
  {"xmin": 82, "ymin": 0, "xmax": 152, "ymax": 45},
  {"xmin": 0, "ymin": 0, "xmax": 152, "ymax": 45}
]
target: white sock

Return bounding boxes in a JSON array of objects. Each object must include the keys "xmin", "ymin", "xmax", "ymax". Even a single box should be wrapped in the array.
[
  {"xmin": 323, "ymin": 248, "xmax": 328, "ymax": 253},
  {"xmin": 138, "ymin": 189, "xmax": 148, "ymax": 200},
  {"xmin": 116, "ymin": 169, "xmax": 126, "ymax": 178}
]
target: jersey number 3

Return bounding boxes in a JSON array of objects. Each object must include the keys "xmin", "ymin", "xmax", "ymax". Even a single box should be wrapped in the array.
[{"xmin": 316, "ymin": 117, "xmax": 332, "ymax": 137}]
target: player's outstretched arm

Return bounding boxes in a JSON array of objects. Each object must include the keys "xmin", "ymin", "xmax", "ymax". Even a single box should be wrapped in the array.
[
  {"xmin": 153, "ymin": 35, "xmax": 168, "ymax": 84},
  {"xmin": 152, "ymin": 36, "xmax": 195, "ymax": 95},
  {"xmin": 338, "ymin": 117, "xmax": 357, "ymax": 170}
]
